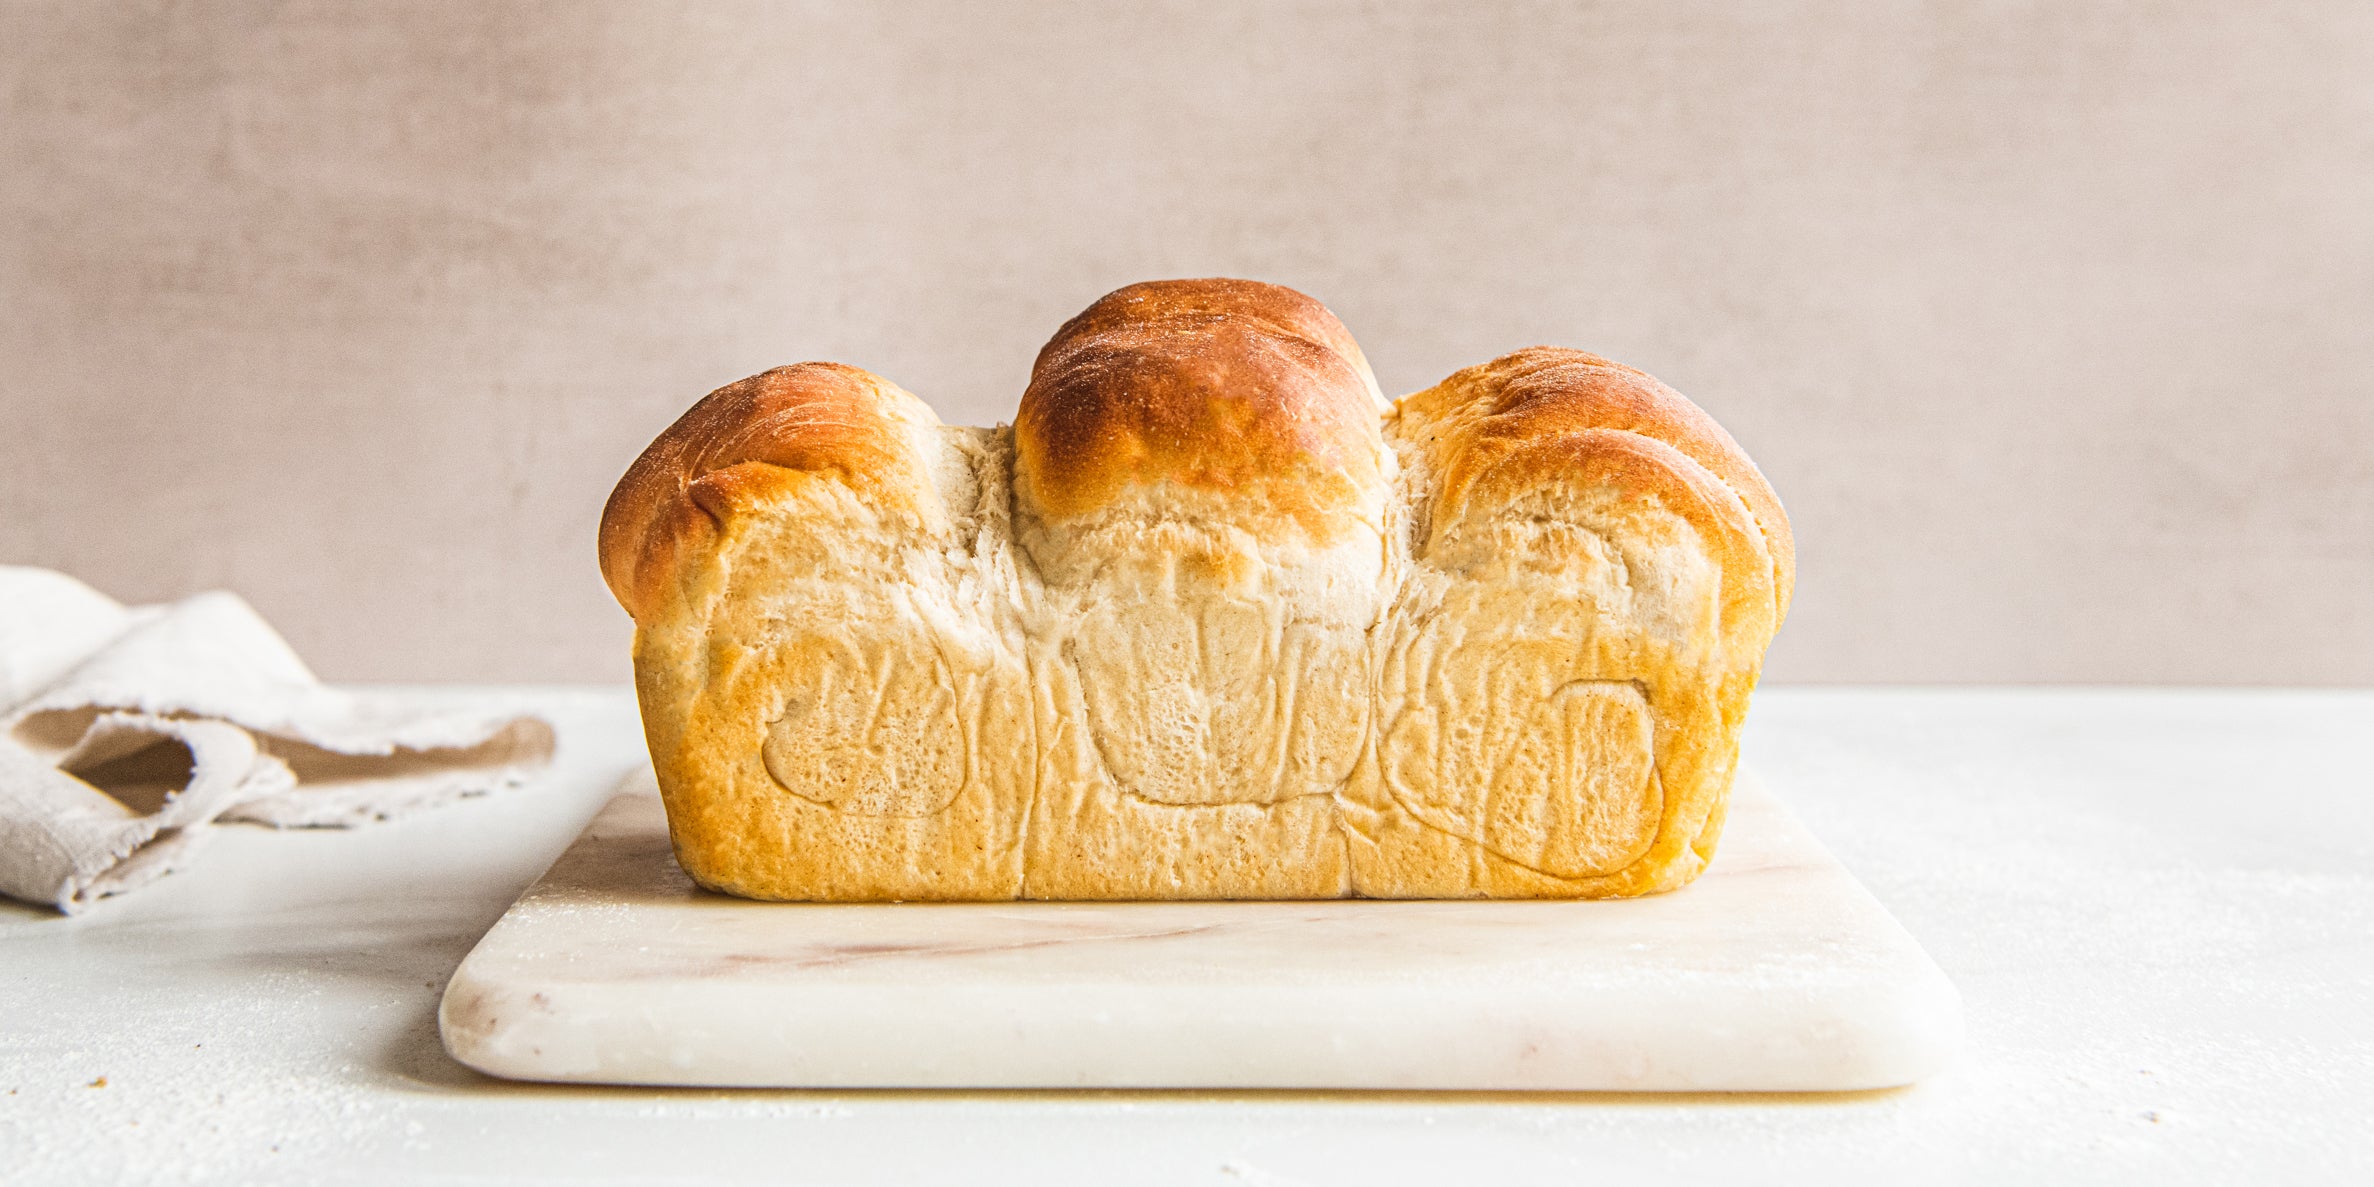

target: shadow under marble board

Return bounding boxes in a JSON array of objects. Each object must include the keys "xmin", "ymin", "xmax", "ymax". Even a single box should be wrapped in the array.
[{"xmin": 439, "ymin": 768, "xmax": 1960, "ymax": 1091}]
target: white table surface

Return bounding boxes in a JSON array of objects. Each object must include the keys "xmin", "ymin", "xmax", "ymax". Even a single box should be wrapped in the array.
[{"xmin": 2, "ymin": 687, "xmax": 2368, "ymax": 1185}]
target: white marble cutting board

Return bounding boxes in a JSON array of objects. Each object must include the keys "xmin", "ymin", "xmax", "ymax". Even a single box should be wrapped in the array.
[{"xmin": 440, "ymin": 768, "xmax": 1960, "ymax": 1091}]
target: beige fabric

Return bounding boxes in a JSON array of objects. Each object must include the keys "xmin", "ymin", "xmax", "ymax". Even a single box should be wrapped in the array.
[{"xmin": 0, "ymin": 568, "xmax": 556, "ymax": 913}]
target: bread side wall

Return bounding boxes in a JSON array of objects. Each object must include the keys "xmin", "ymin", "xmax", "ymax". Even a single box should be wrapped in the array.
[
  {"xmin": 633, "ymin": 430, "xmax": 1035, "ymax": 900},
  {"xmin": 1009, "ymin": 476, "xmax": 1376, "ymax": 897},
  {"xmin": 631, "ymin": 398, "xmax": 1769, "ymax": 900},
  {"xmin": 1344, "ymin": 392, "xmax": 1775, "ymax": 896}
]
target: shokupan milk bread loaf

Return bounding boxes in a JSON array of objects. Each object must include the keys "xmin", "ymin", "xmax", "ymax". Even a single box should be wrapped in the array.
[{"xmin": 598, "ymin": 279, "xmax": 1791, "ymax": 900}]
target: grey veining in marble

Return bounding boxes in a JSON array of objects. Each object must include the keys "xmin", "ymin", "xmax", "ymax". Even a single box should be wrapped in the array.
[{"xmin": 439, "ymin": 768, "xmax": 1960, "ymax": 1090}]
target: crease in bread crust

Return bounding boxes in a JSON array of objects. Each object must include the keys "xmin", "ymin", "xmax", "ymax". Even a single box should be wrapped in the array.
[{"xmin": 600, "ymin": 280, "xmax": 1790, "ymax": 901}]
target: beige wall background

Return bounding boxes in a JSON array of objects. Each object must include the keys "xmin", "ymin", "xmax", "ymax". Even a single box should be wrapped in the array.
[{"xmin": 3, "ymin": 1, "xmax": 2369, "ymax": 684}]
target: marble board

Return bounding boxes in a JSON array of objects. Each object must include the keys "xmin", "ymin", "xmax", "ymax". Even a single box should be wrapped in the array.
[{"xmin": 439, "ymin": 768, "xmax": 1961, "ymax": 1091}]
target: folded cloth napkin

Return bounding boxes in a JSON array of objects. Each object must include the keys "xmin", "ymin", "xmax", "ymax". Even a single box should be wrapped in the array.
[{"xmin": 0, "ymin": 567, "xmax": 555, "ymax": 913}]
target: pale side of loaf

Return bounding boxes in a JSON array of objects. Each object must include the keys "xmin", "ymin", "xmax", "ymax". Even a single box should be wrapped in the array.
[{"xmin": 599, "ymin": 280, "xmax": 1791, "ymax": 900}]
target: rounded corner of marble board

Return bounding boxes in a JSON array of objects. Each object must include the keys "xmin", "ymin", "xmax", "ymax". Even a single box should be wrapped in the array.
[
  {"xmin": 435, "ymin": 966, "xmax": 571, "ymax": 1085},
  {"xmin": 1830, "ymin": 966, "xmax": 1967, "ymax": 1092}
]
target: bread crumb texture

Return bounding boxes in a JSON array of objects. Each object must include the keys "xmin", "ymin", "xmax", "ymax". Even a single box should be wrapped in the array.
[{"xmin": 600, "ymin": 280, "xmax": 1790, "ymax": 900}]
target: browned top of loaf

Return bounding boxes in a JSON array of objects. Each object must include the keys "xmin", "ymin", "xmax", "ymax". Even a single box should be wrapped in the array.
[
  {"xmin": 1401, "ymin": 347, "xmax": 1795, "ymax": 621},
  {"xmin": 1013, "ymin": 279, "xmax": 1385, "ymax": 541},
  {"xmin": 597, "ymin": 362, "xmax": 934, "ymax": 622}
]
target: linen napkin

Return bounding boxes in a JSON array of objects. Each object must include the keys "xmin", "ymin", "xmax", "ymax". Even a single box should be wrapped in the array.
[{"xmin": 0, "ymin": 567, "xmax": 555, "ymax": 913}]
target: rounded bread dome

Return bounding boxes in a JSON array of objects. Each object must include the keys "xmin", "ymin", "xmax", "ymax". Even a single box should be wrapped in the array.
[{"xmin": 1012, "ymin": 278, "xmax": 1388, "ymax": 546}]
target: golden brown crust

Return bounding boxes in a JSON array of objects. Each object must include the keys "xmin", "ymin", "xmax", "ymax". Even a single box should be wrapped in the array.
[
  {"xmin": 1034, "ymin": 277, "xmax": 1382, "ymax": 400},
  {"xmin": 597, "ymin": 363, "xmax": 940, "ymax": 623},
  {"xmin": 1013, "ymin": 279, "xmax": 1385, "ymax": 542},
  {"xmin": 1397, "ymin": 347, "xmax": 1795, "ymax": 622}
]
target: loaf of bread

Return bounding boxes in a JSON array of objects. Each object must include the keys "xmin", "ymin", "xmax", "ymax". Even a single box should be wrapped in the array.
[{"xmin": 599, "ymin": 280, "xmax": 1791, "ymax": 900}]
